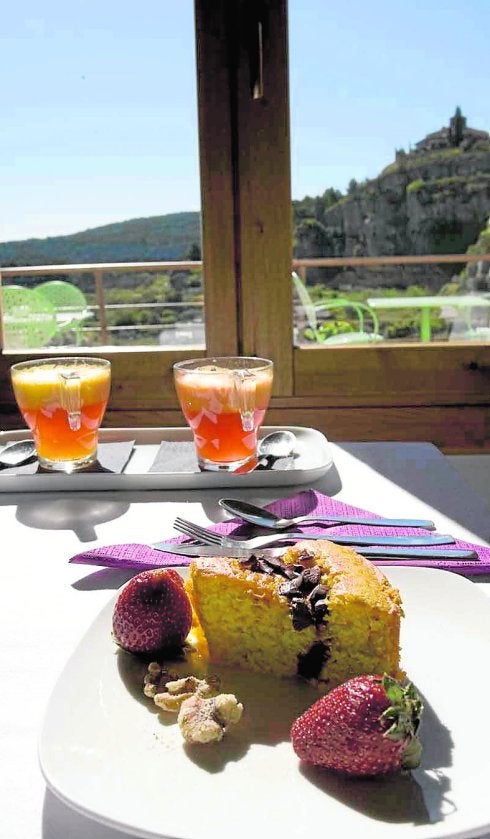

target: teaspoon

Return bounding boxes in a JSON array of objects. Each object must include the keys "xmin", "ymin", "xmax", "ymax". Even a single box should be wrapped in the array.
[
  {"xmin": 218, "ymin": 497, "xmax": 436, "ymax": 530},
  {"xmin": 257, "ymin": 429, "xmax": 297, "ymax": 459},
  {"xmin": 0, "ymin": 439, "xmax": 37, "ymax": 467},
  {"xmin": 232, "ymin": 430, "xmax": 297, "ymax": 474}
]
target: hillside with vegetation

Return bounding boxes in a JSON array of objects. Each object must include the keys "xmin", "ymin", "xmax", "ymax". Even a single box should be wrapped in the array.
[
  {"xmin": 0, "ymin": 212, "xmax": 204, "ymax": 347},
  {"xmin": 0, "ymin": 212, "xmax": 201, "ymax": 267},
  {"xmin": 2, "ymin": 110, "xmax": 489, "ymax": 294}
]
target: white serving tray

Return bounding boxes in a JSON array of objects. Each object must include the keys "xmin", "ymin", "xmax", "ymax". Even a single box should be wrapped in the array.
[{"xmin": 0, "ymin": 425, "xmax": 333, "ymax": 492}]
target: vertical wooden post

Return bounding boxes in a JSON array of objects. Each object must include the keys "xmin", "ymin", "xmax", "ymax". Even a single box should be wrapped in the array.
[
  {"xmin": 0, "ymin": 271, "xmax": 4, "ymax": 350},
  {"xmin": 194, "ymin": 0, "xmax": 240, "ymax": 357},
  {"xmin": 94, "ymin": 270, "xmax": 109, "ymax": 345},
  {"xmin": 234, "ymin": 0, "xmax": 293, "ymax": 394},
  {"xmin": 194, "ymin": 0, "xmax": 293, "ymax": 395}
]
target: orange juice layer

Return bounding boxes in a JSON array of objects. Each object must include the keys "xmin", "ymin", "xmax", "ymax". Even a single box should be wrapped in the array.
[
  {"xmin": 11, "ymin": 363, "xmax": 111, "ymax": 410},
  {"xmin": 19, "ymin": 402, "xmax": 108, "ymax": 461}
]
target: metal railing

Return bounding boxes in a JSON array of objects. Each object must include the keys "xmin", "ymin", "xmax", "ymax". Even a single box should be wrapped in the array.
[
  {"xmin": 0, "ymin": 260, "xmax": 202, "ymax": 345},
  {"xmin": 1, "ymin": 253, "xmax": 490, "ymax": 347}
]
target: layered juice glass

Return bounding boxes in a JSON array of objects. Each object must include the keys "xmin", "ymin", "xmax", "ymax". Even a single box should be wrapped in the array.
[
  {"xmin": 11, "ymin": 356, "xmax": 111, "ymax": 472},
  {"xmin": 174, "ymin": 356, "xmax": 273, "ymax": 471}
]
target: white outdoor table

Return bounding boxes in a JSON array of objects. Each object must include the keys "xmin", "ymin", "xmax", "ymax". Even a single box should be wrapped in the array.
[
  {"xmin": 367, "ymin": 294, "xmax": 490, "ymax": 341},
  {"xmin": 2, "ymin": 441, "xmax": 490, "ymax": 839}
]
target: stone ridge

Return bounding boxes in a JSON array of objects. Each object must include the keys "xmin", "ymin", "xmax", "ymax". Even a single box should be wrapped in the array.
[{"xmin": 294, "ymin": 110, "xmax": 490, "ymax": 290}]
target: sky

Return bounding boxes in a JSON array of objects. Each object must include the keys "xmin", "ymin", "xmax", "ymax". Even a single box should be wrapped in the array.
[{"xmin": 1, "ymin": 0, "xmax": 489, "ymax": 242}]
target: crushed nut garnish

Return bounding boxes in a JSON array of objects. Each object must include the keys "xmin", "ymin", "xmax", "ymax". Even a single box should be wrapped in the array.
[
  {"xmin": 143, "ymin": 663, "xmax": 242, "ymax": 743},
  {"xmin": 178, "ymin": 693, "xmax": 244, "ymax": 744},
  {"xmin": 143, "ymin": 662, "xmax": 180, "ymax": 698}
]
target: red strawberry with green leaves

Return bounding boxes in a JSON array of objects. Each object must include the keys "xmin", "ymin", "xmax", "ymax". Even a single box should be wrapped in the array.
[
  {"xmin": 291, "ymin": 673, "xmax": 423, "ymax": 777},
  {"xmin": 112, "ymin": 568, "xmax": 192, "ymax": 654}
]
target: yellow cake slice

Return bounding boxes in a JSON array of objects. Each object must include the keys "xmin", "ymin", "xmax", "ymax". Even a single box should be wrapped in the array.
[{"xmin": 185, "ymin": 540, "xmax": 404, "ymax": 691}]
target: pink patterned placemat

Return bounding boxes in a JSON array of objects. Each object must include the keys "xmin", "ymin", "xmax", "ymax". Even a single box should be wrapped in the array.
[{"xmin": 69, "ymin": 489, "xmax": 490, "ymax": 576}]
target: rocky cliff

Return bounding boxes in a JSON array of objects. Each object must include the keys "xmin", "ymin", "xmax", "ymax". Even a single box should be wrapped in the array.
[{"xmin": 294, "ymin": 109, "xmax": 490, "ymax": 290}]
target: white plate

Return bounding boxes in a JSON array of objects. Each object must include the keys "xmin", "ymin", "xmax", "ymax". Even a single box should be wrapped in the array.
[
  {"xmin": 39, "ymin": 567, "xmax": 490, "ymax": 839},
  {"xmin": 0, "ymin": 425, "xmax": 333, "ymax": 491}
]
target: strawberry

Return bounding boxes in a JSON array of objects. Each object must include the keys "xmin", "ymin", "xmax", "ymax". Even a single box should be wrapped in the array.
[
  {"xmin": 291, "ymin": 673, "xmax": 423, "ymax": 777},
  {"xmin": 112, "ymin": 568, "xmax": 193, "ymax": 654}
]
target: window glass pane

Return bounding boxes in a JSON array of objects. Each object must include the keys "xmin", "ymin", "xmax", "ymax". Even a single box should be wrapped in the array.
[
  {"xmin": 289, "ymin": 0, "xmax": 490, "ymax": 345},
  {"xmin": 0, "ymin": 1, "xmax": 204, "ymax": 349}
]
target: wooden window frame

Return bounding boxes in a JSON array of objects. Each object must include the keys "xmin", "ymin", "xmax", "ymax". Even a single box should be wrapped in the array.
[{"xmin": 1, "ymin": 0, "xmax": 489, "ymax": 452}]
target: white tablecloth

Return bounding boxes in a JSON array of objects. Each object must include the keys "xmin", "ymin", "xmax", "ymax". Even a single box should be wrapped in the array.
[{"xmin": 2, "ymin": 442, "xmax": 490, "ymax": 839}]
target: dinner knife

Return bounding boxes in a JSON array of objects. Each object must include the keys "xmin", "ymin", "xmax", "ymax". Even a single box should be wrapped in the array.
[
  {"xmin": 152, "ymin": 541, "xmax": 478, "ymax": 561},
  {"xmin": 262, "ymin": 533, "xmax": 457, "ymax": 546},
  {"xmin": 168, "ymin": 532, "xmax": 455, "ymax": 548}
]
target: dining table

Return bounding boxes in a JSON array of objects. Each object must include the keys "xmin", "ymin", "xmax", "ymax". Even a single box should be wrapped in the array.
[
  {"xmin": 3, "ymin": 439, "xmax": 490, "ymax": 839},
  {"xmin": 367, "ymin": 294, "xmax": 490, "ymax": 341}
]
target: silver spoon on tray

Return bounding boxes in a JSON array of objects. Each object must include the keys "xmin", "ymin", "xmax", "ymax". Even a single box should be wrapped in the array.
[
  {"xmin": 0, "ymin": 440, "xmax": 36, "ymax": 467},
  {"xmin": 257, "ymin": 429, "xmax": 296, "ymax": 460},
  {"xmin": 232, "ymin": 430, "xmax": 297, "ymax": 474}
]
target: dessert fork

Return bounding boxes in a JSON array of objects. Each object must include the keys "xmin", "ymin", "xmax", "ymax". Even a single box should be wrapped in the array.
[{"xmin": 172, "ymin": 517, "xmax": 455, "ymax": 550}]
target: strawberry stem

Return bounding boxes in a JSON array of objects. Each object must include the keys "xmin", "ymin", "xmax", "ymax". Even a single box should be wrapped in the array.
[{"xmin": 379, "ymin": 674, "xmax": 423, "ymax": 770}]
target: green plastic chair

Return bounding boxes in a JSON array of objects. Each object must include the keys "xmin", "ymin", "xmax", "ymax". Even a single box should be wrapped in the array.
[
  {"xmin": 292, "ymin": 272, "xmax": 384, "ymax": 345},
  {"xmin": 36, "ymin": 280, "xmax": 92, "ymax": 343},
  {"xmin": 1, "ymin": 285, "xmax": 59, "ymax": 349}
]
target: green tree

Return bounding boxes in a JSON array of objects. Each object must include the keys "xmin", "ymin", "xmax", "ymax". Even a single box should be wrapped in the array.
[
  {"xmin": 186, "ymin": 242, "xmax": 202, "ymax": 261},
  {"xmin": 322, "ymin": 187, "xmax": 342, "ymax": 208}
]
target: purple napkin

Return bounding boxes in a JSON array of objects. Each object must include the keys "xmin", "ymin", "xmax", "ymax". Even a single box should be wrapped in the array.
[{"xmin": 69, "ymin": 489, "xmax": 490, "ymax": 575}]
